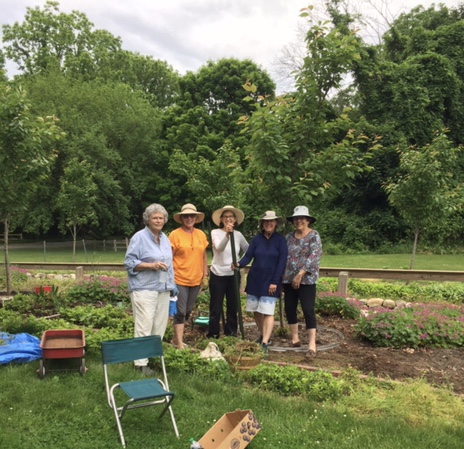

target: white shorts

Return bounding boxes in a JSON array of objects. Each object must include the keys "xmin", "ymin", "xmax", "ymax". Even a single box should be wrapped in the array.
[{"xmin": 245, "ymin": 295, "xmax": 277, "ymax": 315}]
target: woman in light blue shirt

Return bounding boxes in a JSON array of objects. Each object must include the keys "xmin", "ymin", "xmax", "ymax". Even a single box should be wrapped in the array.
[{"xmin": 124, "ymin": 203, "xmax": 175, "ymax": 375}]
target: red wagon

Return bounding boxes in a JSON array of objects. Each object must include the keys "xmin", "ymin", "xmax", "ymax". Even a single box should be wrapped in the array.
[{"xmin": 38, "ymin": 329, "xmax": 86, "ymax": 378}]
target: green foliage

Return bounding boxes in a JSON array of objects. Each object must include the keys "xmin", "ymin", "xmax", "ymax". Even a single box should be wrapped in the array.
[
  {"xmin": 240, "ymin": 17, "xmax": 377, "ymax": 216},
  {"xmin": 58, "ymin": 304, "xmax": 130, "ymax": 328},
  {"xmin": 348, "ymin": 279, "xmax": 464, "ymax": 304},
  {"xmin": 245, "ymin": 363, "xmax": 349, "ymax": 401},
  {"xmin": 62, "ymin": 276, "xmax": 129, "ymax": 306},
  {"xmin": 3, "ymin": 292, "xmax": 58, "ymax": 317},
  {"xmin": 356, "ymin": 303, "xmax": 464, "ymax": 349},
  {"xmin": 315, "ymin": 293, "xmax": 361, "ymax": 319},
  {"xmin": 161, "ymin": 345, "xmax": 233, "ymax": 382},
  {"xmin": 0, "ymin": 309, "xmax": 45, "ymax": 334},
  {"xmin": 384, "ymin": 132, "xmax": 463, "ymax": 268}
]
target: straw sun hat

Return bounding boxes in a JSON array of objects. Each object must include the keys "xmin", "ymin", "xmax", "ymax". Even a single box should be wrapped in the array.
[
  {"xmin": 173, "ymin": 203, "xmax": 205, "ymax": 224},
  {"xmin": 258, "ymin": 210, "xmax": 285, "ymax": 228},
  {"xmin": 211, "ymin": 205, "xmax": 245, "ymax": 227}
]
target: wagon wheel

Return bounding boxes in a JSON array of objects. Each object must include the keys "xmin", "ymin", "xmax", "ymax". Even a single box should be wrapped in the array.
[
  {"xmin": 79, "ymin": 358, "xmax": 86, "ymax": 376},
  {"xmin": 38, "ymin": 359, "xmax": 46, "ymax": 379}
]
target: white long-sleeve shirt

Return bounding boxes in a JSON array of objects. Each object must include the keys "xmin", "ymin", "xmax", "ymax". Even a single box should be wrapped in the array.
[{"xmin": 210, "ymin": 228, "xmax": 249, "ymax": 276}]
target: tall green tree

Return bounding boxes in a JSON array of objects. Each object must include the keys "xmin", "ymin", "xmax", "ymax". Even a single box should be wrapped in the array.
[
  {"xmin": 240, "ymin": 12, "xmax": 377, "ymax": 222},
  {"xmin": 19, "ymin": 72, "xmax": 167, "ymax": 238},
  {"xmin": 0, "ymin": 83, "xmax": 63, "ymax": 293},
  {"xmin": 165, "ymin": 58, "xmax": 276, "ymax": 212},
  {"xmin": 384, "ymin": 132, "xmax": 463, "ymax": 268},
  {"xmin": 55, "ymin": 157, "xmax": 98, "ymax": 260},
  {"xmin": 2, "ymin": 1, "xmax": 180, "ymax": 107},
  {"xmin": 2, "ymin": 0, "xmax": 122, "ymax": 79}
]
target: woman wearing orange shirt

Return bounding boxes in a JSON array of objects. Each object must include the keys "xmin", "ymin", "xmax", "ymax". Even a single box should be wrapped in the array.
[{"xmin": 169, "ymin": 203, "xmax": 209, "ymax": 349}]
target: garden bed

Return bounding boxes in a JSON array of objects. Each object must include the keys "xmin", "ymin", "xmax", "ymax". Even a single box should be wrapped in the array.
[{"xmin": 186, "ymin": 316, "xmax": 464, "ymax": 395}]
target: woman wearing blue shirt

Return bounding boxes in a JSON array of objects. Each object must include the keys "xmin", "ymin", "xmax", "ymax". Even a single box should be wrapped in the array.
[
  {"xmin": 124, "ymin": 203, "xmax": 175, "ymax": 375},
  {"xmin": 236, "ymin": 211, "xmax": 288, "ymax": 352}
]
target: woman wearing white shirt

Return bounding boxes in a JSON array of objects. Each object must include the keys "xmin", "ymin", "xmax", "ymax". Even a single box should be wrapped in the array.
[{"xmin": 207, "ymin": 205, "xmax": 249, "ymax": 338}]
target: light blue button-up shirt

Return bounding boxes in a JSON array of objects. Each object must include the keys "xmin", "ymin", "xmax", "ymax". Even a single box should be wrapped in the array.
[{"xmin": 124, "ymin": 227, "xmax": 175, "ymax": 292}]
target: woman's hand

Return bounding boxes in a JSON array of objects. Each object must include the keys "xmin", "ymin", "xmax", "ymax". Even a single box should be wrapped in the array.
[
  {"xmin": 152, "ymin": 261, "xmax": 167, "ymax": 271},
  {"xmin": 268, "ymin": 283, "xmax": 277, "ymax": 295},
  {"xmin": 292, "ymin": 272, "xmax": 304, "ymax": 289},
  {"xmin": 224, "ymin": 223, "xmax": 234, "ymax": 233}
]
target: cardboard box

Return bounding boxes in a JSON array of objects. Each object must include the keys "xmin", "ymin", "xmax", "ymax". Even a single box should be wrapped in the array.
[{"xmin": 198, "ymin": 409, "xmax": 261, "ymax": 449}]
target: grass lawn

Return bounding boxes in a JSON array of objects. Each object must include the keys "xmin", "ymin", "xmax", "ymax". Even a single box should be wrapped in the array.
[
  {"xmin": 3, "ymin": 247, "xmax": 464, "ymax": 271},
  {"xmin": 1, "ymin": 352, "xmax": 464, "ymax": 449}
]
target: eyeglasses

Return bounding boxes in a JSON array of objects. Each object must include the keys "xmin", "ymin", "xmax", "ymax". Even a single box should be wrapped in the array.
[{"xmin": 221, "ymin": 215, "xmax": 236, "ymax": 220}]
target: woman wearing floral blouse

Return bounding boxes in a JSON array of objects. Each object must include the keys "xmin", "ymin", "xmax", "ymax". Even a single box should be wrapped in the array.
[{"xmin": 282, "ymin": 206, "xmax": 322, "ymax": 358}]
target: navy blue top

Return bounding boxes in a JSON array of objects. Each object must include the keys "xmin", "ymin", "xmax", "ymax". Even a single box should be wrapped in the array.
[{"xmin": 238, "ymin": 232, "xmax": 288, "ymax": 298}]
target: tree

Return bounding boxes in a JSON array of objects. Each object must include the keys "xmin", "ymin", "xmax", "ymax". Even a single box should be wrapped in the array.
[
  {"xmin": 0, "ymin": 83, "xmax": 63, "ymax": 294},
  {"xmin": 19, "ymin": 72, "xmax": 168, "ymax": 238},
  {"xmin": 2, "ymin": 1, "xmax": 122, "ymax": 79},
  {"xmin": 55, "ymin": 157, "xmax": 98, "ymax": 260},
  {"xmin": 384, "ymin": 132, "xmax": 463, "ymax": 269},
  {"xmin": 240, "ymin": 11, "xmax": 378, "ymax": 220},
  {"xmin": 164, "ymin": 58, "xmax": 276, "ymax": 211}
]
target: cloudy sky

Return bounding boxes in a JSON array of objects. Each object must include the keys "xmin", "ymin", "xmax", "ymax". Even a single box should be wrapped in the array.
[{"xmin": 1, "ymin": 0, "xmax": 462, "ymax": 91}]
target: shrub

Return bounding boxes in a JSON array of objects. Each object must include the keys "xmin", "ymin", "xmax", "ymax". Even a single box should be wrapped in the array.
[
  {"xmin": 62, "ymin": 276, "xmax": 129, "ymax": 306},
  {"xmin": 316, "ymin": 292, "xmax": 361, "ymax": 319},
  {"xmin": 356, "ymin": 303, "xmax": 464, "ymax": 349}
]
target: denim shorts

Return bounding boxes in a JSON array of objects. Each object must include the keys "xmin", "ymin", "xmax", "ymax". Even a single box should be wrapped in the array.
[{"xmin": 245, "ymin": 295, "xmax": 277, "ymax": 315}]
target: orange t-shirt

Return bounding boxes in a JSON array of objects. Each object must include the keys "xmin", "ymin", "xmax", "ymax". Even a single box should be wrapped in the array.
[{"xmin": 169, "ymin": 227, "xmax": 209, "ymax": 286}]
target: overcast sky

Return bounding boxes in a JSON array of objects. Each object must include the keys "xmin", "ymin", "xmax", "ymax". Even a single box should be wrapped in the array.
[{"xmin": 1, "ymin": 0, "xmax": 463, "ymax": 91}]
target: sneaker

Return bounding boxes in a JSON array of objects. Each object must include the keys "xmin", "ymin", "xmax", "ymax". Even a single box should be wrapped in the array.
[
  {"xmin": 255, "ymin": 335, "xmax": 263, "ymax": 344},
  {"xmin": 261, "ymin": 343, "xmax": 268, "ymax": 355},
  {"xmin": 136, "ymin": 366, "xmax": 155, "ymax": 376}
]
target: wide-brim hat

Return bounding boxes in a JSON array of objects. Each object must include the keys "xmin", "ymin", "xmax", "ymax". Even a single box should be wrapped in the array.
[
  {"xmin": 173, "ymin": 203, "xmax": 205, "ymax": 224},
  {"xmin": 286, "ymin": 205, "xmax": 316, "ymax": 224},
  {"xmin": 212, "ymin": 205, "xmax": 245, "ymax": 226},
  {"xmin": 259, "ymin": 210, "xmax": 285, "ymax": 228}
]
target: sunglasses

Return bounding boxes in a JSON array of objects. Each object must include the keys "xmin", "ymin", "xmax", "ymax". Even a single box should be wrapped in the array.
[{"xmin": 182, "ymin": 214, "xmax": 197, "ymax": 219}]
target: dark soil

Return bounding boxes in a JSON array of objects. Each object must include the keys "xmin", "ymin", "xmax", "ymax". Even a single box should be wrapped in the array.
[{"xmin": 187, "ymin": 316, "xmax": 464, "ymax": 395}]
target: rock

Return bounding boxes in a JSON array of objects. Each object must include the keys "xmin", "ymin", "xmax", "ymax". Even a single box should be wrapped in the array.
[
  {"xmin": 367, "ymin": 298, "xmax": 384, "ymax": 308},
  {"xmin": 383, "ymin": 299, "xmax": 396, "ymax": 309}
]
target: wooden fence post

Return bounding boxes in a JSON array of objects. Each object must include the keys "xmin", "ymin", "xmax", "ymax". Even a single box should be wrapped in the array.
[
  {"xmin": 337, "ymin": 271, "xmax": 349, "ymax": 296},
  {"xmin": 76, "ymin": 266, "xmax": 84, "ymax": 281}
]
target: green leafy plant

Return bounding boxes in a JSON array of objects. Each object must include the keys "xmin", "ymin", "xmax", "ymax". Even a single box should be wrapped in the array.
[
  {"xmin": 245, "ymin": 363, "xmax": 349, "ymax": 401},
  {"xmin": 356, "ymin": 303, "xmax": 464, "ymax": 348},
  {"xmin": 62, "ymin": 276, "xmax": 129, "ymax": 306},
  {"xmin": 316, "ymin": 293, "xmax": 361, "ymax": 319}
]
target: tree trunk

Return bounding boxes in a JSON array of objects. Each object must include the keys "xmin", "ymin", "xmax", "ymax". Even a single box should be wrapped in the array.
[
  {"xmin": 72, "ymin": 224, "xmax": 77, "ymax": 262},
  {"xmin": 409, "ymin": 227, "xmax": 419, "ymax": 270},
  {"xmin": 3, "ymin": 218, "xmax": 11, "ymax": 295}
]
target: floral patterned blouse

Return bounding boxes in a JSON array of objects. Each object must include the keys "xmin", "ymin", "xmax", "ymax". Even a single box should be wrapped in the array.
[{"xmin": 282, "ymin": 229, "xmax": 322, "ymax": 285}]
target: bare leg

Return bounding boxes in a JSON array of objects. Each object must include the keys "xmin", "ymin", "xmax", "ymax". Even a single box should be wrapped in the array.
[
  {"xmin": 308, "ymin": 328, "xmax": 316, "ymax": 352},
  {"xmin": 173, "ymin": 323, "xmax": 185, "ymax": 349},
  {"xmin": 254, "ymin": 312, "xmax": 264, "ymax": 336},
  {"xmin": 261, "ymin": 315, "xmax": 274, "ymax": 345},
  {"xmin": 289, "ymin": 323, "xmax": 299, "ymax": 344}
]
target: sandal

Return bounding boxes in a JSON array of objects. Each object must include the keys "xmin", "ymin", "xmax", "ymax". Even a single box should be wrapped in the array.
[
  {"xmin": 305, "ymin": 349, "xmax": 316, "ymax": 359},
  {"xmin": 291, "ymin": 341, "xmax": 301, "ymax": 348}
]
